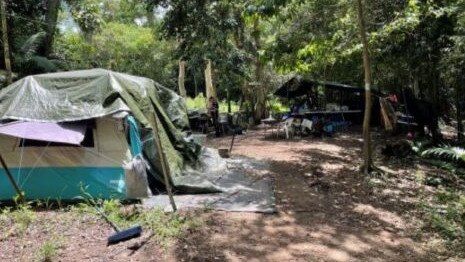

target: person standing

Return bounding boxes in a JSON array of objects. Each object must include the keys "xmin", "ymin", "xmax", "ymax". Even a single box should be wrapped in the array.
[{"xmin": 208, "ymin": 96, "xmax": 220, "ymax": 136}]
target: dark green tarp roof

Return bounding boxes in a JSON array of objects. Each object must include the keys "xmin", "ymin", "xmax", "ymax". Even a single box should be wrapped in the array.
[{"xmin": 274, "ymin": 75, "xmax": 365, "ymax": 98}]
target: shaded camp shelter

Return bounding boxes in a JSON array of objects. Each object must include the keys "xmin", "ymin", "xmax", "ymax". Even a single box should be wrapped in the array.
[
  {"xmin": 274, "ymin": 75, "xmax": 381, "ymax": 125},
  {"xmin": 274, "ymin": 75, "xmax": 365, "ymax": 98},
  {"xmin": 0, "ymin": 69, "xmax": 219, "ymax": 201}
]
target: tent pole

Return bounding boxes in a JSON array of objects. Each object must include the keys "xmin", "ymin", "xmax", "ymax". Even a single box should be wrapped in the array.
[
  {"xmin": 0, "ymin": 154, "xmax": 24, "ymax": 203},
  {"xmin": 147, "ymin": 109, "xmax": 177, "ymax": 212}
]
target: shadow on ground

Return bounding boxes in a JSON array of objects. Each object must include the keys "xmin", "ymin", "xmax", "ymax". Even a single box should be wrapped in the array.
[{"xmin": 174, "ymin": 129, "xmax": 436, "ymax": 261}]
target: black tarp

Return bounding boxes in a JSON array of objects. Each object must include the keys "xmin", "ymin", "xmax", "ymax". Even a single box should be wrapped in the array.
[{"xmin": 274, "ymin": 75, "xmax": 366, "ymax": 98}]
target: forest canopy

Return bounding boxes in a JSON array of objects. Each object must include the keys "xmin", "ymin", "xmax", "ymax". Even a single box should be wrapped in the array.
[{"xmin": 0, "ymin": 0, "xmax": 463, "ymax": 123}]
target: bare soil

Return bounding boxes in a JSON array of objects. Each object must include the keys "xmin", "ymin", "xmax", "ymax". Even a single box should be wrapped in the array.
[{"xmin": 0, "ymin": 127, "xmax": 459, "ymax": 261}]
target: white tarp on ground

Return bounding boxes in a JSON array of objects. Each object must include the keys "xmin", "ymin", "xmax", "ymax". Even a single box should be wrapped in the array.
[{"xmin": 142, "ymin": 155, "xmax": 276, "ymax": 213}]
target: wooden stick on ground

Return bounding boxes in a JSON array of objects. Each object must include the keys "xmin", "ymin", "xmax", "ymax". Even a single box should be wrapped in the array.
[
  {"xmin": 147, "ymin": 109, "xmax": 177, "ymax": 212},
  {"xmin": 229, "ymin": 132, "xmax": 236, "ymax": 154}
]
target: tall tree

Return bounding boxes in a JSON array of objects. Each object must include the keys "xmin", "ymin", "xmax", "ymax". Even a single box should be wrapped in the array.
[
  {"xmin": 68, "ymin": 0, "xmax": 103, "ymax": 42},
  {"xmin": 44, "ymin": 0, "xmax": 61, "ymax": 56},
  {"xmin": 440, "ymin": 0, "xmax": 465, "ymax": 140},
  {"xmin": 1, "ymin": 0, "xmax": 11, "ymax": 84},
  {"xmin": 356, "ymin": 0, "xmax": 373, "ymax": 174},
  {"xmin": 147, "ymin": 0, "xmax": 246, "ymax": 100}
]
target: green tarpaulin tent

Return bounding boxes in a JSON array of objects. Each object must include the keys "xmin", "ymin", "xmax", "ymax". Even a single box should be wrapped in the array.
[{"xmin": 0, "ymin": 69, "xmax": 219, "ymax": 201}]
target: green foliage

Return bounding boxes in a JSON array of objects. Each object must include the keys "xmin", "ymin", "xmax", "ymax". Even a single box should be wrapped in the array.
[
  {"xmin": 35, "ymin": 237, "xmax": 63, "ymax": 262},
  {"xmin": 268, "ymin": 0, "xmax": 462, "ymax": 121},
  {"xmin": 422, "ymin": 146, "xmax": 465, "ymax": 164},
  {"xmin": 185, "ymin": 93, "xmax": 207, "ymax": 110},
  {"xmin": 72, "ymin": 199, "xmax": 199, "ymax": 245},
  {"xmin": 138, "ymin": 208, "xmax": 191, "ymax": 245},
  {"xmin": 267, "ymin": 96, "xmax": 288, "ymax": 114},
  {"xmin": 54, "ymin": 22, "xmax": 175, "ymax": 86},
  {"xmin": 412, "ymin": 138, "xmax": 435, "ymax": 153},
  {"xmin": 100, "ymin": 0, "xmax": 149, "ymax": 24},
  {"xmin": 415, "ymin": 142, "xmax": 465, "ymax": 176},
  {"xmin": 423, "ymin": 190, "xmax": 465, "ymax": 245},
  {"xmin": 185, "ymin": 93, "xmax": 240, "ymax": 113},
  {"xmin": 12, "ymin": 204, "xmax": 36, "ymax": 233},
  {"xmin": 53, "ymin": 33, "xmax": 94, "ymax": 69},
  {"xmin": 9, "ymin": 31, "xmax": 58, "ymax": 76},
  {"xmin": 149, "ymin": 0, "xmax": 273, "ymax": 101},
  {"xmin": 68, "ymin": 0, "xmax": 104, "ymax": 40},
  {"xmin": 218, "ymin": 100, "xmax": 240, "ymax": 113},
  {"xmin": 0, "ymin": 207, "xmax": 10, "ymax": 230},
  {"xmin": 0, "ymin": 203, "xmax": 36, "ymax": 234},
  {"xmin": 20, "ymin": 32, "xmax": 47, "ymax": 59}
]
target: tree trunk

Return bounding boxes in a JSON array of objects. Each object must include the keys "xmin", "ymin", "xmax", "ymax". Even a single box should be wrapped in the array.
[
  {"xmin": 204, "ymin": 59, "xmax": 216, "ymax": 102},
  {"xmin": 0, "ymin": 0, "xmax": 11, "ymax": 85},
  {"xmin": 357, "ymin": 0, "xmax": 373, "ymax": 174},
  {"xmin": 193, "ymin": 69, "xmax": 198, "ymax": 97},
  {"xmin": 227, "ymin": 86, "xmax": 231, "ymax": 113},
  {"xmin": 252, "ymin": 17, "xmax": 266, "ymax": 122},
  {"xmin": 44, "ymin": 0, "xmax": 60, "ymax": 56},
  {"xmin": 178, "ymin": 60, "xmax": 187, "ymax": 97},
  {"xmin": 413, "ymin": 72, "xmax": 420, "ymax": 97},
  {"xmin": 458, "ymin": 75, "xmax": 464, "ymax": 141},
  {"xmin": 240, "ymin": 80, "xmax": 249, "ymax": 112}
]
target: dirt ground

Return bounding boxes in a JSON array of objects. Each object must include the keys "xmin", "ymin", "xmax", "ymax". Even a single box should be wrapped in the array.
[
  {"xmin": 172, "ymin": 128, "xmax": 433, "ymax": 262},
  {"xmin": 0, "ymin": 127, "xmax": 459, "ymax": 261}
]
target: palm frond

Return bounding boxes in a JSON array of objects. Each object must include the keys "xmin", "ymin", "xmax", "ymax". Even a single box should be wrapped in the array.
[
  {"xmin": 422, "ymin": 146, "xmax": 465, "ymax": 164},
  {"xmin": 20, "ymin": 32, "xmax": 46, "ymax": 58}
]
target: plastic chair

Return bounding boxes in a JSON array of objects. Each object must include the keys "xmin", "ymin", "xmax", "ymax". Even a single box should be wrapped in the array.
[
  {"xmin": 277, "ymin": 117, "xmax": 296, "ymax": 139},
  {"xmin": 218, "ymin": 113, "xmax": 229, "ymax": 135},
  {"xmin": 301, "ymin": 119, "xmax": 313, "ymax": 133}
]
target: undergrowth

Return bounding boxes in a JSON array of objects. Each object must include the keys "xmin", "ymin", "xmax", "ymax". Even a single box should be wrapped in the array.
[
  {"xmin": 407, "ymin": 139, "xmax": 465, "ymax": 255},
  {"xmin": 0, "ymin": 202, "xmax": 36, "ymax": 235},
  {"xmin": 185, "ymin": 93, "xmax": 240, "ymax": 113},
  {"xmin": 35, "ymin": 236, "xmax": 64, "ymax": 262},
  {"xmin": 413, "ymin": 140, "xmax": 465, "ymax": 176},
  {"xmin": 421, "ymin": 188, "xmax": 465, "ymax": 255},
  {"xmin": 71, "ymin": 199, "xmax": 201, "ymax": 246},
  {"xmin": 185, "ymin": 93, "xmax": 289, "ymax": 114}
]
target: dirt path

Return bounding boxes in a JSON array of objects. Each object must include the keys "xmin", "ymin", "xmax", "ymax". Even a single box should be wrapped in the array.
[
  {"xmin": 0, "ymin": 128, "xmax": 450, "ymax": 261},
  {"xmin": 172, "ymin": 128, "xmax": 438, "ymax": 262}
]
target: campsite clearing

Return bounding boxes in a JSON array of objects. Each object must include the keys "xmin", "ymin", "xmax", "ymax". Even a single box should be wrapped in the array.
[{"xmin": 0, "ymin": 127, "xmax": 462, "ymax": 261}]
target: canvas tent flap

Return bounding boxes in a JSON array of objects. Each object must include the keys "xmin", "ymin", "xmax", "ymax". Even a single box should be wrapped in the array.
[
  {"xmin": 0, "ymin": 69, "xmax": 214, "ymax": 193},
  {"xmin": 0, "ymin": 121, "xmax": 86, "ymax": 145}
]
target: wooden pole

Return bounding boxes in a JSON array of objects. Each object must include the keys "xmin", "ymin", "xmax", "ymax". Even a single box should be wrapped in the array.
[
  {"xmin": 0, "ymin": 0, "xmax": 12, "ymax": 85},
  {"xmin": 0, "ymin": 154, "xmax": 24, "ymax": 202},
  {"xmin": 178, "ymin": 61, "xmax": 187, "ymax": 97},
  {"xmin": 357, "ymin": 0, "xmax": 373, "ymax": 174},
  {"xmin": 147, "ymin": 109, "xmax": 177, "ymax": 212}
]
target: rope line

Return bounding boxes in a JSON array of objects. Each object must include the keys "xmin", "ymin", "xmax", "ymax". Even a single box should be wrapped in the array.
[
  {"xmin": 17, "ymin": 138, "xmax": 25, "ymax": 182},
  {"xmin": 20, "ymin": 141, "xmax": 51, "ymax": 188}
]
